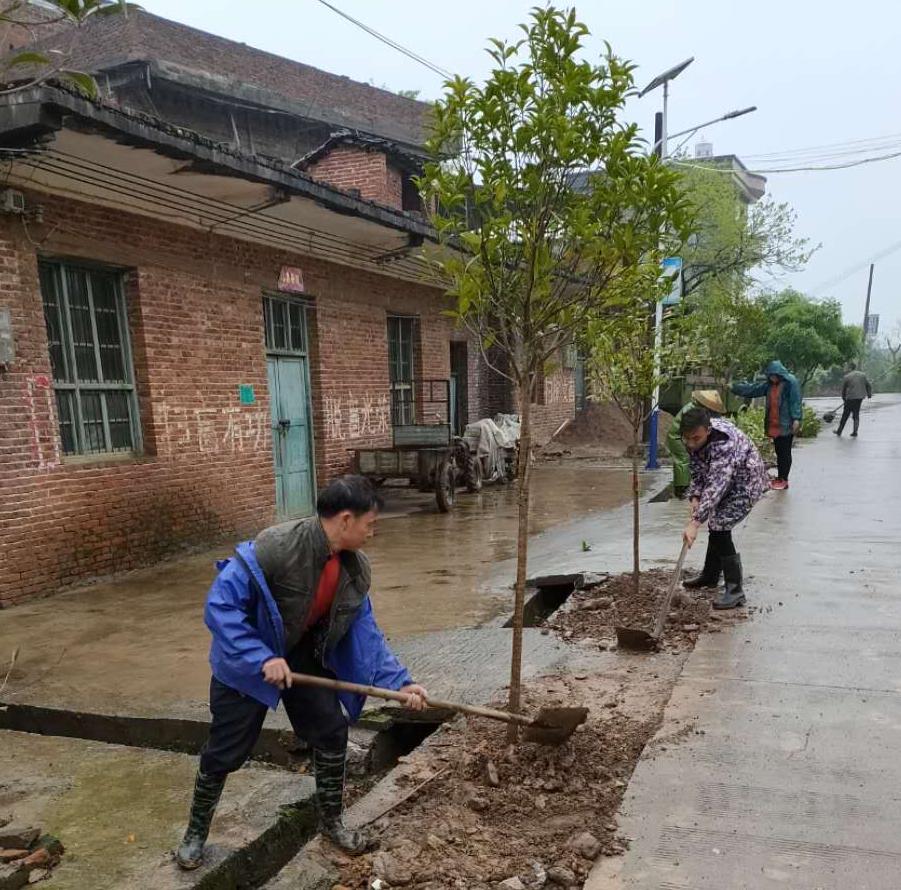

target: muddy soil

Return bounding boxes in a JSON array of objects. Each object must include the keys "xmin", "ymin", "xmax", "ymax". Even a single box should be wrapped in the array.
[
  {"xmin": 546, "ymin": 569, "xmax": 748, "ymax": 653},
  {"xmin": 331, "ymin": 681, "xmax": 658, "ymax": 890}
]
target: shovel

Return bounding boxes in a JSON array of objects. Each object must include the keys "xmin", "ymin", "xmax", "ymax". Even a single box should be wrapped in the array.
[
  {"xmin": 290, "ymin": 672, "xmax": 588, "ymax": 745},
  {"xmin": 615, "ymin": 541, "xmax": 690, "ymax": 651}
]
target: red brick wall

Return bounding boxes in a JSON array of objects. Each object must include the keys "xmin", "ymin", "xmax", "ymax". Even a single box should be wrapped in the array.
[
  {"xmin": 0, "ymin": 190, "xmax": 459, "ymax": 606},
  {"xmin": 528, "ymin": 365, "xmax": 576, "ymax": 444},
  {"xmin": 306, "ymin": 146, "xmax": 402, "ymax": 210}
]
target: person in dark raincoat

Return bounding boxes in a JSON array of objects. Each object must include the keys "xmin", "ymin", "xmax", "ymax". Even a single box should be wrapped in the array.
[{"xmin": 731, "ymin": 360, "xmax": 802, "ymax": 490}]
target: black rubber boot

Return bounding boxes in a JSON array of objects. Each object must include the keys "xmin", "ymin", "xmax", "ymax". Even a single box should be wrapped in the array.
[
  {"xmin": 314, "ymin": 748, "xmax": 367, "ymax": 854},
  {"xmin": 683, "ymin": 545, "xmax": 721, "ymax": 590},
  {"xmin": 176, "ymin": 770, "xmax": 226, "ymax": 870},
  {"xmin": 714, "ymin": 554, "xmax": 746, "ymax": 610}
]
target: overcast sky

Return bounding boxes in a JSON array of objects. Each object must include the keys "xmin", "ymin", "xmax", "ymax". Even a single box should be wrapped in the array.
[{"xmin": 139, "ymin": 0, "xmax": 901, "ymax": 336}]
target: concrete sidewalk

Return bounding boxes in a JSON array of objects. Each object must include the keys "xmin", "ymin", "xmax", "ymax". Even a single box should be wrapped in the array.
[{"xmin": 588, "ymin": 394, "xmax": 901, "ymax": 889}]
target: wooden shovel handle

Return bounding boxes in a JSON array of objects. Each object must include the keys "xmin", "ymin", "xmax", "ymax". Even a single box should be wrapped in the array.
[
  {"xmin": 289, "ymin": 672, "xmax": 533, "ymax": 727},
  {"xmin": 652, "ymin": 540, "xmax": 691, "ymax": 639}
]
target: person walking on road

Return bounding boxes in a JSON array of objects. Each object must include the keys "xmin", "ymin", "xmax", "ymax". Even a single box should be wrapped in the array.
[
  {"xmin": 731, "ymin": 360, "xmax": 802, "ymax": 491},
  {"xmin": 667, "ymin": 390, "xmax": 726, "ymax": 499},
  {"xmin": 680, "ymin": 407, "xmax": 769, "ymax": 610},
  {"xmin": 834, "ymin": 361, "xmax": 872, "ymax": 437},
  {"xmin": 176, "ymin": 476, "xmax": 428, "ymax": 869}
]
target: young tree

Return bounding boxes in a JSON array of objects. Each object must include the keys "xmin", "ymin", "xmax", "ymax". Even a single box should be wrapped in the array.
[
  {"xmin": 678, "ymin": 163, "xmax": 816, "ymax": 299},
  {"xmin": 759, "ymin": 289, "xmax": 860, "ymax": 389},
  {"xmin": 419, "ymin": 6, "xmax": 691, "ymax": 732},
  {"xmin": 687, "ymin": 282, "xmax": 769, "ymax": 390},
  {"xmin": 0, "ymin": 1, "xmax": 131, "ymax": 97},
  {"xmin": 585, "ymin": 296, "xmax": 699, "ymax": 596}
]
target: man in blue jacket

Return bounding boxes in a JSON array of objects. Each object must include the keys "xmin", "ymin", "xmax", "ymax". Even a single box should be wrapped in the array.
[
  {"xmin": 731, "ymin": 360, "xmax": 803, "ymax": 491},
  {"xmin": 176, "ymin": 476, "xmax": 428, "ymax": 869}
]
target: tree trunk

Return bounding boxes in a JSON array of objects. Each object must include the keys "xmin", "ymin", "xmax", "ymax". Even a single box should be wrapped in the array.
[
  {"xmin": 508, "ymin": 384, "xmax": 533, "ymax": 743},
  {"xmin": 631, "ymin": 421, "xmax": 640, "ymax": 598}
]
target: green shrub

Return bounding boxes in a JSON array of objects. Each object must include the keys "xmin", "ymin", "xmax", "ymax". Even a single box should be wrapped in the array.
[
  {"xmin": 732, "ymin": 406, "xmax": 774, "ymax": 460},
  {"xmin": 800, "ymin": 404, "xmax": 821, "ymax": 438}
]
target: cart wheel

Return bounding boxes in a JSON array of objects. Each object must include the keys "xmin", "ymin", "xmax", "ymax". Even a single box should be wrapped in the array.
[
  {"xmin": 435, "ymin": 459, "xmax": 456, "ymax": 512},
  {"xmin": 465, "ymin": 458, "xmax": 483, "ymax": 493}
]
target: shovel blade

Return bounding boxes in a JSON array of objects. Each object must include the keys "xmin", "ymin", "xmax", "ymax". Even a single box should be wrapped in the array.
[
  {"xmin": 615, "ymin": 625, "xmax": 659, "ymax": 651},
  {"xmin": 523, "ymin": 706, "xmax": 589, "ymax": 745}
]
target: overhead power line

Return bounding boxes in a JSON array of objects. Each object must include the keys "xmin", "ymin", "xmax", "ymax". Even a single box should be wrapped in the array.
[
  {"xmin": 673, "ymin": 146, "xmax": 901, "ymax": 175},
  {"xmin": 313, "ymin": 0, "xmax": 452, "ymax": 80},
  {"xmin": 811, "ymin": 237, "xmax": 901, "ymax": 296}
]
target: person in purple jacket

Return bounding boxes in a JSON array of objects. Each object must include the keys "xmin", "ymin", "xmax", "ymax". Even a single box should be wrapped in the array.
[
  {"xmin": 680, "ymin": 407, "xmax": 769, "ymax": 610},
  {"xmin": 176, "ymin": 476, "xmax": 428, "ymax": 869}
]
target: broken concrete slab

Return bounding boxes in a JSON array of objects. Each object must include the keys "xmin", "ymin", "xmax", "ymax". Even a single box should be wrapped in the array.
[{"xmin": 0, "ymin": 730, "xmax": 314, "ymax": 890}]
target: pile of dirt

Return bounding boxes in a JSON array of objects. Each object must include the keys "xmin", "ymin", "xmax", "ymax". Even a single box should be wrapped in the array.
[
  {"xmin": 546, "ymin": 569, "xmax": 747, "ymax": 653},
  {"xmin": 552, "ymin": 401, "xmax": 634, "ymax": 456},
  {"xmin": 540, "ymin": 402, "xmax": 673, "ymax": 461},
  {"xmin": 332, "ymin": 680, "xmax": 657, "ymax": 890}
]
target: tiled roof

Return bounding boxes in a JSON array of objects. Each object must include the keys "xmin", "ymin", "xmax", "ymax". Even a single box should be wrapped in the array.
[{"xmin": 26, "ymin": 9, "xmax": 431, "ymax": 149}]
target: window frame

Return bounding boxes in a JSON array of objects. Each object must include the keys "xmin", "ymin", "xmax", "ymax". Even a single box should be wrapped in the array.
[
  {"xmin": 39, "ymin": 259, "xmax": 142, "ymax": 457},
  {"xmin": 387, "ymin": 314, "xmax": 417, "ymax": 426}
]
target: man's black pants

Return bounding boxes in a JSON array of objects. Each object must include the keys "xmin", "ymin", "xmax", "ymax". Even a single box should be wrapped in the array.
[
  {"xmin": 200, "ymin": 637, "xmax": 347, "ymax": 777},
  {"xmin": 838, "ymin": 398, "xmax": 863, "ymax": 435},
  {"xmin": 773, "ymin": 434, "xmax": 794, "ymax": 481}
]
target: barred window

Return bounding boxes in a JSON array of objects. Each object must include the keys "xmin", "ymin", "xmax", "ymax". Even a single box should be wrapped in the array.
[{"xmin": 38, "ymin": 261, "xmax": 140, "ymax": 456}]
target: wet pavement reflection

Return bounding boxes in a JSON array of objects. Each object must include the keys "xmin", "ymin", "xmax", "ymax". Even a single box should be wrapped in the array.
[{"xmin": 368, "ymin": 462, "xmax": 645, "ymax": 634}]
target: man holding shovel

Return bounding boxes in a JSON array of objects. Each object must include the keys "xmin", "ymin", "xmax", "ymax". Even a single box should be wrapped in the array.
[
  {"xmin": 680, "ymin": 407, "xmax": 769, "ymax": 610},
  {"xmin": 667, "ymin": 390, "xmax": 726, "ymax": 498},
  {"xmin": 176, "ymin": 476, "xmax": 428, "ymax": 869}
]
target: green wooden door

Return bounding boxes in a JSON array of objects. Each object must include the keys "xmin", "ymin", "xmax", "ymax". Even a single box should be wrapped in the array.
[{"xmin": 268, "ymin": 355, "xmax": 314, "ymax": 518}]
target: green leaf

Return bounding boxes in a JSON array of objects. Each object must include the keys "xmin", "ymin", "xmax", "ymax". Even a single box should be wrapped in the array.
[
  {"xmin": 5, "ymin": 52, "xmax": 52, "ymax": 68},
  {"xmin": 59, "ymin": 70, "xmax": 98, "ymax": 98}
]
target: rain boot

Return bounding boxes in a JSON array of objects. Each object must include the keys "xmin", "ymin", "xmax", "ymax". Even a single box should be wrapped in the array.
[
  {"xmin": 314, "ymin": 748, "xmax": 368, "ymax": 854},
  {"xmin": 175, "ymin": 770, "xmax": 226, "ymax": 870},
  {"xmin": 682, "ymin": 544, "xmax": 721, "ymax": 589},
  {"xmin": 713, "ymin": 554, "xmax": 746, "ymax": 610}
]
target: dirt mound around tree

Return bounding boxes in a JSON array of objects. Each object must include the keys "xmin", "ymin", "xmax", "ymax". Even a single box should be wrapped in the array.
[
  {"xmin": 332, "ymin": 680, "xmax": 656, "ymax": 890},
  {"xmin": 546, "ymin": 568, "xmax": 748, "ymax": 653}
]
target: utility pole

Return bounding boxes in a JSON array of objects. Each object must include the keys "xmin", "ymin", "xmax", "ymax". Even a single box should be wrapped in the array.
[{"xmin": 862, "ymin": 263, "xmax": 874, "ymax": 342}]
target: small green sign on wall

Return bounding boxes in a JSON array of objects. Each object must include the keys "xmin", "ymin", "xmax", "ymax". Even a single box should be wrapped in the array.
[{"xmin": 238, "ymin": 384, "xmax": 256, "ymax": 405}]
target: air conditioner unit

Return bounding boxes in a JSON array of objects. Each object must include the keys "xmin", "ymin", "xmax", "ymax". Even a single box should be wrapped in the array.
[{"xmin": 0, "ymin": 189, "xmax": 25, "ymax": 215}]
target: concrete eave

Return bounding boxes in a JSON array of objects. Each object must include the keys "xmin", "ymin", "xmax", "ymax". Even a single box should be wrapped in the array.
[{"xmin": 0, "ymin": 85, "xmax": 442, "ymax": 283}]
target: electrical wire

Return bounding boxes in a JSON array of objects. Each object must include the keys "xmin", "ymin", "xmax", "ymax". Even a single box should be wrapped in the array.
[
  {"xmin": 312, "ymin": 0, "xmax": 452, "ymax": 80},
  {"xmin": 741, "ymin": 131, "xmax": 901, "ymax": 162},
  {"xmin": 810, "ymin": 237, "xmax": 901, "ymax": 296},
  {"xmin": 672, "ymin": 146, "xmax": 901, "ymax": 175}
]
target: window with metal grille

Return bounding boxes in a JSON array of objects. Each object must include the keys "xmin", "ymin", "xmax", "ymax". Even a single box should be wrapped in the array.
[
  {"xmin": 39, "ymin": 261, "xmax": 140, "ymax": 456},
  {"xmin": 387, "ymin": 315, "xmax": 416, "ymax": 425},
  {"xmin": 263, "ymin": 295, "xmax": 309, "ymax": 355}
]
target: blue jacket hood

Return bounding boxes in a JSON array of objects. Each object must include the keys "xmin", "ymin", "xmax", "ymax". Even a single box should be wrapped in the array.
[{"xmin": 765, "ymin": 360, "xmax": 792, "ymax": 379}]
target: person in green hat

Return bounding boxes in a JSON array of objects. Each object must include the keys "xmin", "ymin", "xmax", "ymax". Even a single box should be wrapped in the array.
[{"xmin": 667, "ymin": 390, "xmax": 726, "ymax": 498}]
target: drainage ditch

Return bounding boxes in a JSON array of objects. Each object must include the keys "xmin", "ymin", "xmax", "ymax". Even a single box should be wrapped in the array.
[{"xmin": 503, "ymin": 573, "xmax": 581, "ymax": 628}]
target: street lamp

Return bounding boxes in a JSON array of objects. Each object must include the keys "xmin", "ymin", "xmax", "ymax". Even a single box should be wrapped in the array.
[
  {"xmin": 639, "ymin": 57, "xmax": 694, "ymax": 163},
  {"xmin": 639, "ymin": 57, "xmax": 693, "ymax": 471},
  {"xmin": 638, "ymin": 58, "xmax": 756, "ymax": 472}
]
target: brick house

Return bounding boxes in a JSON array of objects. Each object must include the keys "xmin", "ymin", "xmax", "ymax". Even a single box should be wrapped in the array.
[{"xmin": 0, "ymin": 10, "xmax": 574, "ymax": 606}]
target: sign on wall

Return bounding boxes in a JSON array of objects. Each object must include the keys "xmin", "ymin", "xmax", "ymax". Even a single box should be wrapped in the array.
[{"xmin": 278, "ymin": 266, "xmax": 305, "ymax": 294}]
